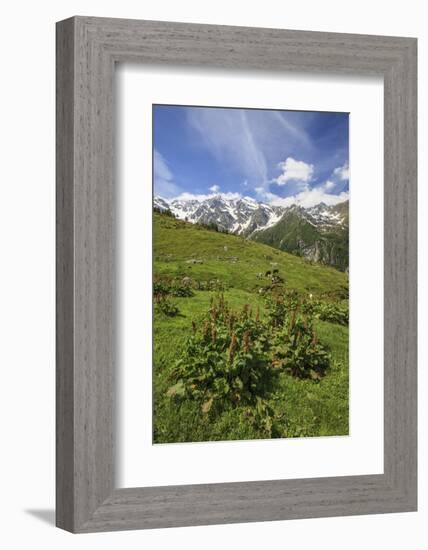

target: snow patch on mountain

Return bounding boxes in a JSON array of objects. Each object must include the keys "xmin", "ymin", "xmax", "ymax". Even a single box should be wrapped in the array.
[{"xmin": 154, "ymin": 194, "xmax": 348, "ymax": 236}]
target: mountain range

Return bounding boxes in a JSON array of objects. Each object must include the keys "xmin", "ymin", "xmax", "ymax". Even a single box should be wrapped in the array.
[{"xmin": 154, "ymin": 195, "xmax": 349, "ymax": 271}]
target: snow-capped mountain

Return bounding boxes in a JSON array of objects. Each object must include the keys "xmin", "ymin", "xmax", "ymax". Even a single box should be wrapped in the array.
[
  {"xmin": 155, "ymin": 195, "xmax": 284, "ymax": 235},
  {"xmin": 252, "ymin": 201, "xmax": 349, "ymax": 271},
  {"xmin": 304, "ymin": 202, "xmax": 348, "ymax": 230},
  {"xmin": 154, "ymin": 194, "xmax": 347, "ymax": 237},
  {"xmin": 154, "ymin": 194, "xmax": 349, "ymax": 270}
]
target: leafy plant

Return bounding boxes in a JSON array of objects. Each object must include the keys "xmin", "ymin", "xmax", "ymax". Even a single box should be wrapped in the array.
[
  {"xmin": 271, "ymin": 309, "xmax": 330, "ymax": 380},
  {"xmin": 155, "ymin": 295, "xmax": 179, "ymax": 317},
  {"xmin": 170, "ymin": 281, "xmax": 194, "ymax": 298},
  {"xmin": 169, "ymin": 296, "xmax": 275, "ymax": 414},
  {"xmin": 153, "ymin": 275, "xmax": 194, "ymax": 299},
  {"xmin": 153, "ymin": 211, "xmax": 349, "ymax": 443},
  {"xmin": 194, "ymin": 279, "xmax": 228, "ymax": 292},
  {"xmin": 264, "ymin": 292, "xmax": 330, "ymax": 380},
  {"xmin": 264, "ymin": 290, "xmax": 300, "ymax": 327},
  {"xmin": 167, "ymin": 296, "xmax": 288, "ymax": 438},
  {"xmin": 243, "ymin": 397, "xmax": 285, "ymax": 438},
  {"xmin": 167, "ymin": 291, "xmax": 332, "ymax": 439},
  {"xmin": 153, "ymin": 276, "xmax": 171, "ymax": 298},
  {"xmin": 311, "ymin": 300, "xmax": 349, "ymax": 326}
]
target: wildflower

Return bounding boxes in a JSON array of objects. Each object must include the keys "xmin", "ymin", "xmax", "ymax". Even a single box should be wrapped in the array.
[
  {"xmin": 228, "ymin": 332, "xmax": 237, "ymax": 362},
  {"xmin": 243, "ymin": 331, "xmax": 251, "ymax": 353}
]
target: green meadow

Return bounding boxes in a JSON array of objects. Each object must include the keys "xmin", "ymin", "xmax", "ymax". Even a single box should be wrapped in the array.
[{"xmin": 153, "ymin": 212, "xmax": 349, "ymax": 443}]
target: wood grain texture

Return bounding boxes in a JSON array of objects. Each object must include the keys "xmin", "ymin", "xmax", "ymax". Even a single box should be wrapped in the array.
[
  {"xmin": 56, "ymin": 16, "xmax": 417, "ymax": 533},
  {"xmin": 56, "ymin": 17, "xmax": 75, "ymax": 532}
]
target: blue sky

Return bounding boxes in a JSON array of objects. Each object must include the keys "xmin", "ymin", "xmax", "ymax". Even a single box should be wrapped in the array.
[{"xmin": 153, "ymin": 105, "xmax": 349, "ymax": 207}]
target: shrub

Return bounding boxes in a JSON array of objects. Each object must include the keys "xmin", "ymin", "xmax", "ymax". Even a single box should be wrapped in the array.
[
  {"xmin": 153, "ymin": 275, "xmax": 194, "ymax": 299},
  {"xmin": 270, "ymin": 309, "xmax": 330, "ymax": 380},
  {"xmin": 168, "ymin": 292, "xmax": 332, "ymax": 434},
  {"xmin": 170, "ymin": 281, "xmax": 194, "ymax": 298},
  {"xmin": 311, "ymin": 300, "xmax": 349, "ymax": 326},
  {"xmin": 265, "ymin": 291, "xmax": 300, "ymax": 327},
  {"xmin": 265, "ymin": 292, "xmax": 330, "ymax": 380},
  {"xmin": 153, "ymin": 277, "xmax": 171, "ymax": 299},
  {"xmin": 242, "ymin": 397, "xmax": 284, "ymax": 438},
  {"xmin": 155, "ymin": 295, "xmax": 179, "ymax": 317},
  {"xmin": 194, "ymin": 279, "xmax": 227, "ymax": 292},
  {"xmin": 169, "ymin": 296, "xmax": 275, "ymax": 412}
]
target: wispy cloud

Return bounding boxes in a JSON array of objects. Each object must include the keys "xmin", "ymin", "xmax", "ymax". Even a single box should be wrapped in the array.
[
  {"xmin": 153, "ymin": 150, "xmax": 181, "ymax": 198},
  {"xmin": 186, "ymin": 108, "xmax": 268, "ymax": 184},
  {"xmin": 186, "ymin": 109, "xmax": 316, "ymax": 201},
  {"xmin": 269, "ymin": 111, "xmax": 312, "ymax": 149},
  {"xmin": 154, "ymin": 105, "xmax": 348, "ymax": 208},
  {"xmin": 240, "ymin": 111, "xmax": 268, "ymax": 183}
]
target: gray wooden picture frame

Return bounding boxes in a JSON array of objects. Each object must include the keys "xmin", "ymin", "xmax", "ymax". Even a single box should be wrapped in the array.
[{"xmin": 56, "ymin": 16, "xmax": 417, "ymax": 533}]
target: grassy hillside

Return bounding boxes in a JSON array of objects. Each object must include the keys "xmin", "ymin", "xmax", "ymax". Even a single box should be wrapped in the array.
[
  {"xmin": 252, "ymin": 206, "xmax": 349, "ymax": 272},
  {"xmin": 153, "ymin": 212, "xmax": 349, "ymax": 443},
  {"xmin": 154, "ymin": 213, "xmax": 348, "ymax": 297}
]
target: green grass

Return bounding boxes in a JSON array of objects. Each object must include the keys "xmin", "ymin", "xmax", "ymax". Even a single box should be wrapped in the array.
[
  {"xmin": 252, "ymin": 203, "xmax": 349, "ymax": 272},
  {"xmin": 154, "ymin": 214, "xmax": 348, "ymax": 296},
  {"xmin": 153, "ymin": 212, "xmax": 349, "ymax": 443}
]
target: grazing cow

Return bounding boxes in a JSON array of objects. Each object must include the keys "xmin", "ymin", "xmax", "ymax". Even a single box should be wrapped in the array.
[
  {"xmin": 272, "ymin": 268, "xmax": 279, "ymax": 275},
  {"xmin": 265, "ymin": 270, "xmax": 271, "ymax": 277}
]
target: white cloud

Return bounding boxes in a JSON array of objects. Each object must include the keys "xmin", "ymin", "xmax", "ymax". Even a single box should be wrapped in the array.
[
  {"xmin": 153, "ymin": 150, "xmax": 181, "ymax": 198},
  {"xmin": 262, "ymin": 162, "xmax": 348, "ymax": 208},
  {"xmin": 275, "ymin": 157, "xmax": 314, "ymax": 186},
  {"xmin": 186, "ymin": 109, "xmax": 316, "ymax": 199},
  {"xmin": 209, "ymin": 184, "xmax": 220, "ymax": 193},
  {"xmin": 255, "ymin": 187, "xmax": 278, "ymax": 203},
  {"xmin": 171, "ymin": 186, "xmax": 348, "ymax": 209},
  {"xmin": 333, "ymin": 163, "xmax": 349, "ymax": 181},
  {"xmin": 270, "ymin": 187, "xmax": 349, "ymax": 209}
]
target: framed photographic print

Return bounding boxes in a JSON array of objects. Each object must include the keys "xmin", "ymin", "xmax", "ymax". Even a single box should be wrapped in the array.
[
  {"xmin": 151, "ymin": 103, "xmax": 350, "ymax": 445},
  {"xmin": 56, "ymin": 17, "xmax": 417, "ymax": 532}
]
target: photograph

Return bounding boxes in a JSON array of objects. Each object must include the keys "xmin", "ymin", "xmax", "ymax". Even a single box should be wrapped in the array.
[
  {"xmin": 152, "ymin": 104, "xmax": 350, "ymax": 444},
  {"xmin": 0, "ymin": 0, "xmax": 419, "ymax": 542}
]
